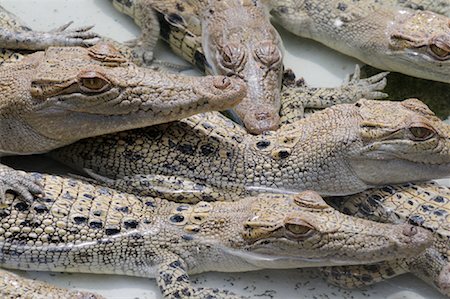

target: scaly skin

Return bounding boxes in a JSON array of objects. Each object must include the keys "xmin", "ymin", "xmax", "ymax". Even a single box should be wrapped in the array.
[
  {"xmin": 114, "ymin": 0, "xmax": 284, "ymax": 134},
  {"xmin": 112, "ymin": 0, "xmax": 390, "ymax": 134},
  {"xmin": 0, "ymin": 173, "xmax": 433, "ymax": 298},
  {"xmin": 0, "ymin": 4, "xmax": 99, "ymax": 64},
  {"xmin": 52, "ymin": 98, "xmax": 450, "ymax": 203},
  {"xmin": 269, "ymin": 0, "xmax": 450, "ymax": 83},
  {"xmin": 395, "ymin": 0, "xmax": 450, "ymax": 17},
  {"xmin": 0, "ymin": 43, "xmax": 246, "ymax": 203},
  {"xmin": 322, "ymin": 182, "xmax": 450, "ymax": 297},
  {"xmin": 196, "ymin": 0, "xmax": 284, "ymax": 134}
]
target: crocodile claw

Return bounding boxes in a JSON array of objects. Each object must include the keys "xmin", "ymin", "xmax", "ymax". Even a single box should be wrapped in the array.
[
  {"xmin": 48, "ymin": 22, "xmax": 100, "ymax": 47},
  {"xmin": 0, "ymin": 165, "xmax": 44, "ymax": 203},
  {"xmin": 343, "ymin": 65, "xmax": 389, "ymax": 100}
]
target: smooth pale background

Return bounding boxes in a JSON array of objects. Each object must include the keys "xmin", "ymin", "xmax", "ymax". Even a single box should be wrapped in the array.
[{"xmin": 0, "ymin": 0, "xmax": 449, "ymax": 298}]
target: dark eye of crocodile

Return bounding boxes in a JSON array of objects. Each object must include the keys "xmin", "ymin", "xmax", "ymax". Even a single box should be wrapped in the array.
[
  {"xmin": 219, "ymin": 43, "xmax": 246, "ymax": 72},
  {"xmin": 253, "ymin": 41, "xmax": 282, "ymax": 67},
  {"xmin": 409, "ymin": 126, "xmax": 435, "ymax": 141},
  {"xmin": 429, "ymin": 44, "xmax": 449, "ymax": 60},
  {"xmin": 78, "ymin": 71, "xmax": 111, "ymax": 93}
]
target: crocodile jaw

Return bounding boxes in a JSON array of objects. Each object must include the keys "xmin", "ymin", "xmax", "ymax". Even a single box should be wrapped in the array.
[{"xmin": 350, "ymin": 158, "xmax": 450, "ymax": 186}]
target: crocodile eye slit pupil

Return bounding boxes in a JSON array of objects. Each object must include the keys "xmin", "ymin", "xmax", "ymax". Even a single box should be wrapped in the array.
[{"xmin": 409, "ymin": 127, "xmax": 434, "ymax": 140}]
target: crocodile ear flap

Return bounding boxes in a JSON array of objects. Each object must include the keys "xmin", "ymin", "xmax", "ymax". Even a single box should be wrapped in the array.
[{"xmin": 292, "ymin": 191, "xmax": 329, "ymax": 210}]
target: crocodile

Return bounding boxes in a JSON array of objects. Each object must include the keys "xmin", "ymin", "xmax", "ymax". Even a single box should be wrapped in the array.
[
  {"xmin": 320, "ymin": 181, "xmax": 450, "ymax": 297},
  {"xmin": 0, "ymin": 42, "xmax": 246, "ymax": 204},
  {"xmin": 0, "ymin": 172, "xmax": 433, "ymax": 298},
  {"xmin": 51, "ymin": 98, "xmax": 450, "ymax": 203},
  {"xmin": 0, "ymin": 4, "xmax": 99, "ymax": 65},
  {"xmin": 112, "ymin": 0, "xmax": 390, "ymax": 134},
  {"xmin": 268, "ymin": 0, "xmax": 450, "ymax": 83}
]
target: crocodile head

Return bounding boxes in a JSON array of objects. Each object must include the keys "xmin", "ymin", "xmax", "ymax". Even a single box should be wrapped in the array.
[
  {"xmin": 202, "ymin": 2, "xmax": 284, "ymax": 134},
  {"xmin": 348, "ymin": 98, "xmax": 450, "ymax": 185},
  {"xmin": 387, "ymin": 10, "xmax": 449, "ymax": 83},
  {"xmin": 22, "ymin": 43, "xmax": 246, "ymax": 150},
  {"xmin": 232, "ymin": 191, "xmax": 432, "ymax": 268}
]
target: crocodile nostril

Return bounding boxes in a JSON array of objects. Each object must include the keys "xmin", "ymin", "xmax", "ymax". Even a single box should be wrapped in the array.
[
  {"xmin": 255, "ymin": 112, "xmax": 271, "ymax": 121},
  {"xmin": 213, "ymin": 77, "xmax": 231, "ymax": 89},
  {"xmin": 402, "ymin": 225, "xmax": 418, "ymax": 237}
]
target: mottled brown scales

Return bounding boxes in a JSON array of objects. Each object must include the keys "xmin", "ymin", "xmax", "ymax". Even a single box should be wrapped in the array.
[
  {"xmin": 0, "ymin": 173, "xmax": 434, "ymax": 298},
  {"xmin": 53, "ymin": 98, "xmax": 450, "ymax": 202},
  {"xmin": 324, "ymin": 182, "xmax": 450, "ymax": 297}
]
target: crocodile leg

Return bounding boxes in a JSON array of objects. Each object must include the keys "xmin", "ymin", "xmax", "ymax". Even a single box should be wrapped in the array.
[
  {"xmin": 280, "ymin": 65, "xmax": 389, "ymax": 125},
  {"xmin": 0, "ymin": 164, "xmax": 43, "ymax": 203},
  {"xmin": 0, "ymin": 5, "xmax": 99, "ymax": 50},
  {"xmin": 0, "ymin": 268, "xmax": 104, "ymax": 299},
  {"xmin": 115, "ymin": 0, "xmax": 160, "ymax": 65},
  {"xmin": 0, "ymin": 24, "xmax": 99, "ymax": 50},
  {"xmin": 320, "ymin": 261, "xmax": 409, "ymax": 288},
  {"xmin": 157, "ymin": 255, "xmax": 244, "ymax": 299}
]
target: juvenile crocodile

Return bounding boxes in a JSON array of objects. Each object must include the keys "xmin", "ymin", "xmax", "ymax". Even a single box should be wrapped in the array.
[
  {"xmin": 52, "ymin": 98, "xmax": 450, "ymax": 203},
  {"xmin": 112, "ymin": 0, "xmax": 390, "ymax": 134},
  {"xmin": 321, "ymin": 182, "xmax": 450, "ymax": 297},
  {"xmin": 0, "ymin": 172, "xmax": 433, "ymax": 298},
  {"xmin": 268, "ymin": 0, "xmax": 450, "ymax": 83},
  {"xmin": 0, "ymin": 4, "xmax": 99, "ymax": 64},
  {"xmin": 0, "ymin": 42, "xmax": 246, "ymax": 203}
]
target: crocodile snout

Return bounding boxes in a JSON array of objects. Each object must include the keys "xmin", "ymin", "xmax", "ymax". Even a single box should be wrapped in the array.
[
  {"xmin": 402, "ymin": 225, "xmax": 418, "ymax": 237},
  {"xmin": 244, "ymin": 109, "xmax": 280, "ymax": 134},
  {"xmin": 395, "ymin": 224, "xmax": 432, "ymax": 252},
  {"xmin": 199, "ymin": 76, "xmax": 247, "ymax": 110}
]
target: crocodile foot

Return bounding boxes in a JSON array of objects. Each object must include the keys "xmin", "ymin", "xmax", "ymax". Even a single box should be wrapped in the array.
[
  {"xmin": 0, "ymin": 164, "xmax": 44, "ymax": 203},
  {"xmin": 124, "ymin": 38, "xmax": 155, "ymax": 66},
  {"xmin": 341, "ymin": 65, "xmax": 389, "ymax": 101},
  {"xmin": 47, "ymin": 21, "xmax": 100, "ymax": 47}
]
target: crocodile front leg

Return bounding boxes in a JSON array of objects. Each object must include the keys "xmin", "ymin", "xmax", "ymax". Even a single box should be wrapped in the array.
[
  {"xmin": 0, "ymin": 164, "xmax": 43, "ymax": 203},
  {"xmin": 0, "ymin": 268, "xmax": 104, "ymax": 299},
  {"xmin": 0, "ymin": 23, "xmax": 99, "ymax": 50},
  {"xmin": 157, "ymin": 256, "xmax": 244, "ymax": 299},
  {"xmin": 280, "ymin": 65, "xmax": 388, "ymax": 125},
  {"xmin": 115, "ymin": 0, "xmax": 160, "ymax": 65}
]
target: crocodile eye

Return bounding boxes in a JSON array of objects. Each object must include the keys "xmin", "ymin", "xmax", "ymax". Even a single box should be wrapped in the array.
[
  {"xmin": 285, "ymin": 223, "xmax": 312, "ymax": 235},
  {"xmin": 429, "ymin": 44, "xmax": 449, "ymax": 59},
  {"xmin": 218, "ymin": 43, "xmax": 246, "ymax": 72},
  {"xmin": 284, "ymin": 217, "xmax": 315, "ymax": 239},
  {"xmin": 409, "ymin": 126, "xmax": 435, "ymax": 141},
  {"xmin": 253, "ymin": 41, "xmax": 282, "ymax": 67},
  {"xmin": 78, "ymin": 71, "xmax": 111, "ymax": 93}
]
